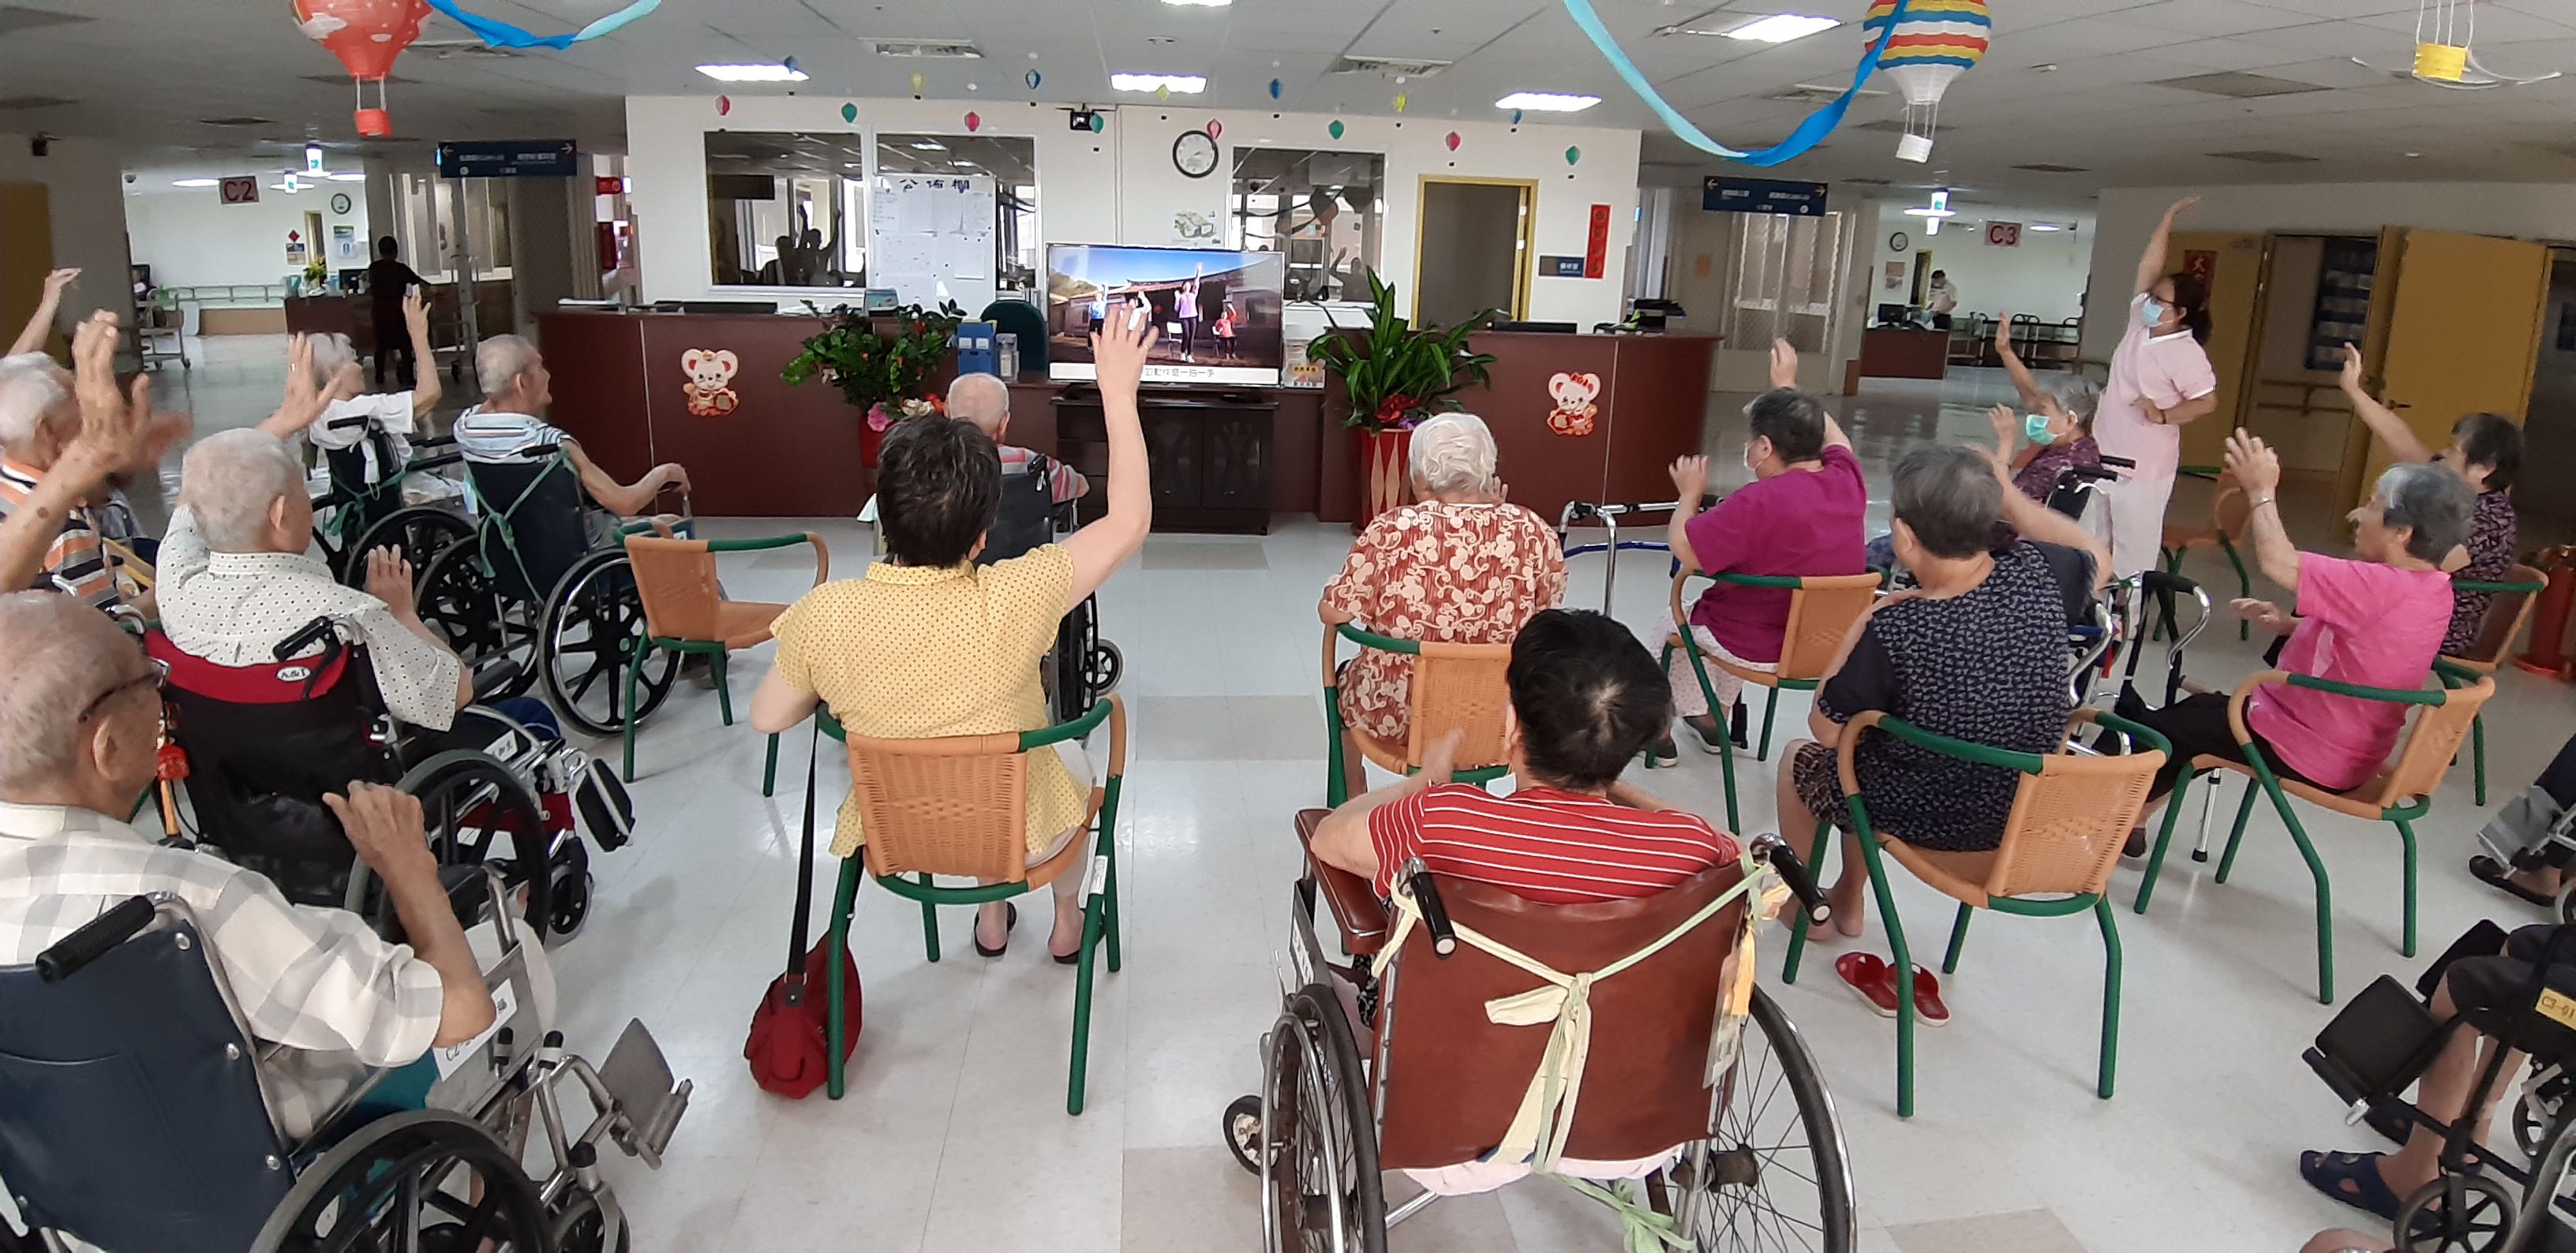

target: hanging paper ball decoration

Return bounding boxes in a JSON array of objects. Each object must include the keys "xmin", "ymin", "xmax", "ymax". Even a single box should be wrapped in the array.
[
  {"xmin": 1091, "ymin": 112, "xmax": 1107, "ymax": 133},
  {"xmin": 1269, "ymin": 77, "xmax": 1282, "ymax": 99},
  {"xmin": 717, "ymin": 95, "xmax": 732, "ymax": 116},
  {"xmin": 1565, "ymin": 145, "xmax": 1581, "ymax": 166},
  {"xmin": 292, "ymin": 0, "xmax": 432, "ymax": 137},
  {"xmin": 1157, "ymin": 84, "xmax": 1171, "ymax": 102},
  {"xmin": 1393, "ymin": 92, "xmax": 1409, "ymax": 113},
  {"xmin": 1207, "ymin": 119, "xmax": 1222, "ymax": 140},
  {"xmin": 841, "ymin": 103, "xmax": 858, "ymax": 123},
  {"xmin": 1026, "ymin": 69, "xmax": 1042, "ymax": 89},
  {"xmin": 1445, "ymin": 131, "xmax": 1460, "ymax": 151},
  {"xmin": 1511, "ymin": 108, "xmax": 1525, "ymax": 126},
  {"xmin": 1861, "ymin": 0, "xmax": 1990, "ymax": 163},
  {"xmin": 965, "ymin": 111, "xmax": 981, "ymax": 132},
  {"xmin": 1328, "ymin": 119, "xmax": 1345, "ymax": 140},
  {"xmin": 910, "ymin": 70, "xmax": 926, "ymax": 95}
]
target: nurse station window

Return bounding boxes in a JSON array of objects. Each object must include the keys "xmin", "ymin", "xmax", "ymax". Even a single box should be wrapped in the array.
[{"xmin": 706, "ymin": 133, "xmax": 867, "ymax": 289}]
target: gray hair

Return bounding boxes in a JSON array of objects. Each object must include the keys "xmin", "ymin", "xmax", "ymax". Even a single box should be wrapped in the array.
[
  {"xmin": 476, "ymin": 335, "xmax": 542, "ymax": 396},
  {"xmin": 2035, "ymin": 373, "xmax": 2102, "ymax": 428},
  {"xmin": 1892, "ymin": 445, "xmax": 2003, "ymax": 559},
  {"xmin": 2374, "ymin": 461, "xmax": 2475, "ymax": 563},
  {"xmin": 0, "ymin": 353, "xmax": 69, "ymax": 451},
  {"xmin": 179, "ymin": 428, "xmax": 304, "ymax": 553},
  {"xmin": 0, "ymin": 590, "xmax": 145, "ymax": 793},
  {"xmin": 945, "ymin": 372, "xmax": 1010, "ymax": 435},
  {"xmin": 307, "ymin": 333, "xmax": 358, "ymax": 390},
  {"xmin": 1408, "ymin": 412, "xmax": 1500, "ymax": 498}
]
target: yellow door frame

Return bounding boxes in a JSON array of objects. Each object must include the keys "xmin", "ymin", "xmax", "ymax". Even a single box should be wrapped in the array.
[{"xmin": 1412, "ymin": 175, "xmax": 1536, "ymax": 322}]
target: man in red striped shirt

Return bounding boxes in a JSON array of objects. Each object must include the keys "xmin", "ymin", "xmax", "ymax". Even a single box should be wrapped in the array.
[{"xmin": 1310, "ymin": 608, "xmax": 1736, "ymax": 903}]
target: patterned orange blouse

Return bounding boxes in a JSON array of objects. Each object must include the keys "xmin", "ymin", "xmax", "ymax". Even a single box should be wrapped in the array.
[{"xmin": 1322, "ymin": 501, "xmax": 1567, "ymax": 744}]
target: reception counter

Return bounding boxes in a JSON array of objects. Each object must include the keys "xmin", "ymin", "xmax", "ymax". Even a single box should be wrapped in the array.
[{"xmin": 534, "ymin": 310, "xmax": 1713, "ymax": 527}]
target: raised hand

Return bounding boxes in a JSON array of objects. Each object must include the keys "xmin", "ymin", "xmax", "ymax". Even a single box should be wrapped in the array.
[
  {"xmin": 2163, "ymin": 196, "xmax": 2201, "ymax": 223},
  {"xmin": 2229, "ymin": 597, "xmax": 2294, "ymax": 635},
  {"xmin": 2338, "ymin": 342, "xmax": 2364, "ymax": 394},
  {"xmin": 1988, "ymin": 402, "xmax": 2020, "ymax": 453},
  {"xmin": 365, "ymin": 547, "xmax": 417, "ymax": 619},
  {"xmin": 40, "ymin": 268, "xmax": 78, "ymax": 298},
  {"xmin": 1090, "ymin": 300, "xmax": 1160, "ymax": 397},
  {"xmin": 402, "ymin": 286, "xmax": 430, "ymax": 331},
  {"xmin": 1668, "ymin": 454, "xmax": 1709, "ymax": 502},
  {"xmin": 1994, "ymin": 314, "xmax": 2015, "ymax": 355},
  {"xmin": 1768, "ymin": 338, "xmax": 1799, "ymax": 390},
  {"xmin": 62, "ymin": 312, "xmax": 154, "ymax": 484},
  {"xmin": 2224, "ymin": 428, "xmax": 2282, "ymax": 496}
]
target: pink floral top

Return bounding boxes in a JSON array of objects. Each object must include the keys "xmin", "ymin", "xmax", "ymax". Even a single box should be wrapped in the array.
[{"xmin": 1322, "ymin": 501, "xmax": 1567, "ymax": 744}]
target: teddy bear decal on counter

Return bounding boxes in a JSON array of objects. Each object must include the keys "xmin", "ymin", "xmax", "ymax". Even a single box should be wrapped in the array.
[
  {"xmin": 681, "ymin": 348, "xmax": 741, "ymax": 417},
  {"xmin": 1546, "ymin": 371, "xmax": 1601, "ymax": 437}
]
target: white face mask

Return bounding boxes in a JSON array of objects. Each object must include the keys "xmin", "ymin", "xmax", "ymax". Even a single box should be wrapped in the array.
[
  {"xmin": 2138, "ymin": 297, "xmax": 2167, "ymax": 329},
  {"xmin": 1743, "ymin": 439, "xmax": 1761, "ymax": 475}
]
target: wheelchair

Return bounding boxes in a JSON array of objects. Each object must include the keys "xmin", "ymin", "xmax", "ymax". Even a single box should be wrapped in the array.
[
  {"xmin": 0, "ymin": 873, "xmax": 688, "ymax": 1253},
  {"xmin": 1222, "ymin": 817, "xmax": 1856, "ymax": 1251},
  {"xmin": 2305, "ymin": 927, "xmax": 2576, "ymax": 1252},
  {"xmin": 148, "ymin": 617, "xmax": 637, "ymax": 941},
  {"xmin": 415, "ymin": 447, "xmax": 682, "ymax": 737},
  {"xmin": 305, "ymin": 410, "xmax": 476, "ymax": 588}
]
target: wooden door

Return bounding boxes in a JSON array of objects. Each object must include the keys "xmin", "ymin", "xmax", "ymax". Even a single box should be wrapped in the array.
[
  {"xmin": 0, "ymin": 184, "xmax": 53, "ymax": 355},
  {"xmin": 2343, "ymin": 227, "xmax": 2552, "ymax": 508},
  {"xmin": 2168, "ymin": 231, "xmax": 2267, "ymax": 471}
]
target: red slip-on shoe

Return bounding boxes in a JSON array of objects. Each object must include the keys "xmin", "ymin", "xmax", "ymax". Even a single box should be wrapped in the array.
[{"xmin": 1835, "ymin": 952, "xmax": 1951, "ymax": 1027}]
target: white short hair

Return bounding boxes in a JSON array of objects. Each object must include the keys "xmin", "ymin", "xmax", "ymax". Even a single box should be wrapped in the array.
[
  {"xmin": 1408, "ymin": 412, "xmax": 1499, "ymax": 498},
  {"xmin": 0, "ymin": 353, "xmax": 69, "ymax": 451},
  {"xmin": 308, "ymin": 333, "xmax": 358, "ymax": 389},
  {"xmin": 180, "ymin": 428, "xmax": 303, "ymax": 553},
  {"xmin": 945, "ymin": 372, "xmax": 1010, "ymax": 435},
  {"xmin": 0, "ymin": 590, "xmax": 143, "ymax": 792},
  {"xmin": 477, "ymin": 335, "xmax": 541, "ymax": 396}
]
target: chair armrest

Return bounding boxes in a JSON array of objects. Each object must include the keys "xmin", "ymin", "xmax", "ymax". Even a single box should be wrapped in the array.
[
  {"xmin": 2212, "ymin": 670, "xmax": 2443, "ymax": 752},
  {"xmin": 1020, "ymin": 693, "xmax": 1125, "ymax": 781},
  {"xmin": 1703, "ymin": 571, "xmax": 1807, "ymax": 589},
  {"xmin": 1851, "ymin": 711, "xmax": 2047, "ymax": 775},
  {"xmin": 1294, "ymin": 809, "xmax": 1391, "ymax": 956},
  {"xmin": 706, "ymin": 532, "xmax": 830, "ymax": 586},
  {"xmin": 2066, "ymin": 707, "xmax": 2173, "ymax": 759},
  {"xmin": 2452, "ymin": 578, "xmax": 2546, "ymax": 595},
  {"xmin": 1333, "ymin": 620, "xmax": 1422, "ymax": 656}
]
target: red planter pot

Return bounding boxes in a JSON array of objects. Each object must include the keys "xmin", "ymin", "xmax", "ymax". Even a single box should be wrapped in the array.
[{"xmin": 1356, "ymin": 427, "xmax": 1411, "ymax": 529}]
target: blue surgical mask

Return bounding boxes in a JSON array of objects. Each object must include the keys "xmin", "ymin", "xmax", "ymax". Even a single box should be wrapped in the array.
[
  {"xmin": 2024, "ymin": 413, "xmax": 2058, "ymax": 446},
  {"xmin": 2138, "ymin": 297, "xmax": 2166, "ymax": 328}
]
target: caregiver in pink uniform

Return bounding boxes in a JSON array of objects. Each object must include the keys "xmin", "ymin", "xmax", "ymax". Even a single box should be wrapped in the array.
[{"xmin": 2097, "ymin": 196, "xmax": 2222, "ymax": 577}]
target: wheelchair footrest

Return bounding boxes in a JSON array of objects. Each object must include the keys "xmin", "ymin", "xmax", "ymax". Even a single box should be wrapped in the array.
[
  {"xmin": 598, "ymin": 1018, "xmax": 690, "ymax": 1163},
  {"xmin": 574, "ymin": 757, "xmax": 635, "ymax": 852},
  {"xmin": 2311, "ymin": 974, "xmax": 2446, "ymax": 1103}
]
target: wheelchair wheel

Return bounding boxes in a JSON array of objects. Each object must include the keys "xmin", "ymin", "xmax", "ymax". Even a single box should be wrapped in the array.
[
  {"xmin": 1088, "ymin": 640, "xmax": 1123, "ymax": 701},
  {"xmin": 2556, "ymin": 877, "xmax": 2576, "ymax": 927},
  {"xmin": 2395, "ymin": 1173, "xmax": 2514, "ymax": 1253},
  {"xmin": 249, "ymin": 1109, "xmax": 549, "ymax": 1253},
  {"xmin": 541, "ymin": 550, "xmax": 679, "ymax": 736},
  {"xmin": 1225, "ymin": 1093, "xmax": 1268, "ymax": 1176},
  {"xmin": 344, "ymin": 505, "xmax": 474, "ymax": 589},
  {"xmin": 1260, "ymin": 984, "xmax": 1385, "ymax": 1253},
  {"xmin": 1664, "ymin": 988, "xmax": 1858, "ymax": 1252},
  {"xmin": 419, "ymin": 543, "xmax": 540, "ymax": 699},
  {"xmin": 549, "ymin": 837, "xmax": 594, "ymax": 941},
  {"xmin": 402, "ymin": 750, "xmax": 554, "ymax": 939},
  {"xmin": 550, "ymin": 1189, "xmax": 632, "ymax": 1253},
  {"xmin": 2515, "ymin": 1065, "xmax": 2574, "ymax": 1160}
]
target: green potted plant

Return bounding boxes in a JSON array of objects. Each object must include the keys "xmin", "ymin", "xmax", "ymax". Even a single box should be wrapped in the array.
[
  {"xmin": 782, "ymin": 299, "xmax": 967, "ymax": 467},
  {"xmin": 1305, "ymin": 269, "xmax": 1499, "ymax": 524}
]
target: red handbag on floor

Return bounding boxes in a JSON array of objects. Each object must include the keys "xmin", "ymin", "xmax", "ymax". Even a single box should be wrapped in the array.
[{"xmin": 745, "ymin": 727, "xmax": 860, "ymax": 1098}]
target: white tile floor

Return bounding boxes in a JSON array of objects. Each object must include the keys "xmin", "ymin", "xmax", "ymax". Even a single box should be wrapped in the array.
[{"xmin": 143, "ymin": 338, "xmax": 2576, "ymax": 1251}]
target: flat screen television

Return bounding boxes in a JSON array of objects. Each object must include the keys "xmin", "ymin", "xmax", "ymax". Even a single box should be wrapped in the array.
[{"xmin": 1045, "ymin": 245, "xmax": 1287, "ymax": 385}]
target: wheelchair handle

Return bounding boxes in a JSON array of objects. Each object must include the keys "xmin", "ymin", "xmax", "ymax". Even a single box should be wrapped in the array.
[
  {"xmin": 1401, "ymin": 859, "xmax": 1458, "ymax": 958},
  {"xmin": 2097, "ymin": 454, "xmax": 2137, "ymax": 470},
  {"xmin": 36, "ymin": 895, "xmax": 156, "ymax": 984},
  {"xmin": 1750, "ymin": 836, "xmax": 1833, "ymax": 927}
]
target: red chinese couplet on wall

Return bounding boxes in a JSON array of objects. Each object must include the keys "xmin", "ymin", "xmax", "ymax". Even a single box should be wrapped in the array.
[
  {"xmin": 2183, "ymin": 249, "xmax": 2217, "ymax": 286},
  {"xmin": 1584, "ymin": 204, "xmax": 1612, "ymax": 279}
]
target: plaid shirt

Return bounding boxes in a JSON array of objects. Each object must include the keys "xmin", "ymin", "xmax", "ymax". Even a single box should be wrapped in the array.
[{"xmin": 0, "ymin": 802, "xmax": 444, "ymax": 1142}]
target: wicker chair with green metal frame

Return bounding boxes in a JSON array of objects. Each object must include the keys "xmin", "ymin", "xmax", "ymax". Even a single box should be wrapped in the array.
[
  {"xmin": 2132, "ymin": 669, "xmax": 2496, "ymax": 1004},
  {"xmin": 620, "ymin": 530, "xmax": 829, "ymax": 791},
  {"xmin": 1646, "ymin": 569, "xmax": 1880, "ymax": 832},
  {"xmin": 2159, "ymin": 469, "xmax": 2253, "ymax": 641},
  {"xmin": 1779, "ymin": 709, "xmax": 2169, "ymax": 1119},
  {"xmin": 814, "ymin": 695, "xmax": 1128, "ymax": 1114},
  {"xmin": 1321, "ymin": 622, "xmax": 1513, "ymax": 806},
  {"xmin": 2440, "ymin": 564, "xmax": 2545, "ymax": 805}
]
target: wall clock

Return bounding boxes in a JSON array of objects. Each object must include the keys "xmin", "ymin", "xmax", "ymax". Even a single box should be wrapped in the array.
[
  {"xmin": 1172, "ymin": 129, "xmax": 1219, "ymax": 178},
  {"xmin": 331, "ymin": 193, "xmax": 353, "ymax": 215},
  {"xmin": 1888, "ymin": 230, "xmax": 1909, "ymax": 252}
]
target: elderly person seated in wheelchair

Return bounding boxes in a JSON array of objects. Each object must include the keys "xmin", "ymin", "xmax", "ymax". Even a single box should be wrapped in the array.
[
  {"xmin": 0, "ymin": 313, "xmax": 193, "ymax": 615},
  {"xmin": 1320, "ymin": 411, "xmax": 1565, "ymax": 784},
  {"xmin": 949, "ymin": 371, "xmax": 1088, "ymax": 505},
  {"xmin": 2116, "ymin": 433, "xmax": 2473, "ymax": 835},
  {"xmin": 1777, "ymin": 443, "xmax": 2112, "ymax": 1015},
  {"xmin": 458, "ymin": 334, "xmax": 688, "ymax": 521},
  {"xmin": 1653, "ymin": 340, "xmax": 1867, "ymax": 759},
  {"xmin": 751, "ymin": 310, "xmax": 1159, "ymax": 961},
  {"xmin": 0, "ymin": 591, "xmax": 495, "ymax": 1140}
]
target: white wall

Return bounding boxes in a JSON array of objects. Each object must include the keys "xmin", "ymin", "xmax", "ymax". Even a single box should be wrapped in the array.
[
  {"xmin": 125, "ymin": 184, "xmax": 372, "ymax": 289},
  {"xmin": 623, "ymin": 95, "xmax": 1642, "ymax": 328},
  {"xmin": 2083, "ymin": 181, "xmax": 2576, "ymax": 362},
  {"xmin": 1866, "ymin": 203, "xmax": 2094, "ymax": 325},
  {"xmin": 0, "ymin": 133, "xmax": 132, "ymax": 324}
]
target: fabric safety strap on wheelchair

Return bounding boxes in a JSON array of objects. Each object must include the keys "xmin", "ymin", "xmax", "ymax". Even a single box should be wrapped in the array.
[
  {"xmin": 485, "ymin": 449, "xmax": 576, "ymax": 603},
  {"xmin": 1370, "ymin": 858, "xmax": 1784, "ymax": 1175}
]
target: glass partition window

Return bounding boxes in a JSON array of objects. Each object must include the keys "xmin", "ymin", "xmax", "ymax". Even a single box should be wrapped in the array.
[
  {"xmin": 705, "ymin": 133, "xmax": 867, "ymax": 288},
  {"xmin": 1717, "ymin": 211, "xmax": 1848, "ymax": 354},
  {"xmin": 1227, "ymin": 148, "xmax": 1382, "ymax": 303},
  {"xmin": 875, "ymin": 134, "xmax": 1039, "ymax": 294}
]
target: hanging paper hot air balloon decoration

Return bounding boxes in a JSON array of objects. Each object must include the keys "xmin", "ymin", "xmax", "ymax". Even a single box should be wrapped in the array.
[
  {"xmin": 1269, "ymin": 78, "xmax": 1282, "ymax": 99},
  {"xmin": 294, "ymin": 0, "xmax": 432, "ymax": 137},
  {"xmin": 841, "ymin": 103, "xmax": 858, "ymax": 123},
  {"xmin": 1328, "ymin": 120, "xmax": 1345, "ymax": 140},
  {"xmin": 1207, "ymin": 120, "xmax": 1222, "ymax": 140},
  {"xmin": 964, "ymin": 111, "xmax": 981, "ymax": 133},
  {"xmin": 2349, "ymin": 0, "xmax": 2564, "ymax": 89},
  {"xmin": 1026, "ymin": 69, "xmax": 1043, "ymax": 90},
  {"xmin": 1862, "ymin": 0, "xmax": 1990, "ymax": 163}
]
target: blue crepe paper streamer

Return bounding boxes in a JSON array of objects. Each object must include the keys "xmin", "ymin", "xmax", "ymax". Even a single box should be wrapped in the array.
[
  {"xmin": 1559, "ymin": 0, "xmax": 1904, "ymax": 167},
  {"xmin": 420, "ymin": 0, "xmax": 661, "ymax": 50}
]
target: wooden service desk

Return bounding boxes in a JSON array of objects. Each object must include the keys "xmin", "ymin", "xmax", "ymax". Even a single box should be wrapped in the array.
[
  {"xmin": 1859, "ymin": 327, "xmax": 1949, "ymax": 380},
  {"xmin": 1315, "ymin": 331, "xmax": 1720, "ymax": 526}
]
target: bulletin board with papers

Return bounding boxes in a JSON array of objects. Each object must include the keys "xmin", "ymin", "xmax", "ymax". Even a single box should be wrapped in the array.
[{"xmin": 869, "ymin": 173, "xmax": 997, "ymax": 312}]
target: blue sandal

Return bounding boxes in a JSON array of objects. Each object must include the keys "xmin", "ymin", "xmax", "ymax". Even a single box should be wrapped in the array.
[{"xmin": 2299, "ymin": 1149, "xmax": 2404, "ymax": 1221}]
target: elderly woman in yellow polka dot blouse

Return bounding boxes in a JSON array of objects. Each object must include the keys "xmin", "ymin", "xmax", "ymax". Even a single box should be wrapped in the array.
[
  {"xmin": 1320, "ymin": 413, "xmax": 1567, "ymax": 784},
  {"xmin": 751, "ymin": 315, "xmax": 1159, "ymax": 962}
]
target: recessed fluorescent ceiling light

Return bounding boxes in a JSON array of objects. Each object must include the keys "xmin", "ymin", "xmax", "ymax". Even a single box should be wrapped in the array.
[
  {"xmin": 1160, "ymin": 0, "xmax": 1229, "ymax": 6},
  {"xmin": 172, "ymin": 178, "xmax": 219, "ymax": 187},
  {"xmin": 1110, "ymin": 73, "xmax": 1204, "ymax": 93},
  {"xmin": 1728, "ymin": 13, "xmax": 1841, "ymax": 43},
  {"xmin": 697, "ymin": 63, "xmax": 807, "ymax": 83},
  {"xmin": 327, "ymin": 171, "xmax": 366, "ymax": 181},
  {"xmin": 1496, "ymin": 92, "xmax": 1600, "ymax": 113},
  {"xmin": 911, "ymin": 140, "xmax": 946, "ymax": 151}
]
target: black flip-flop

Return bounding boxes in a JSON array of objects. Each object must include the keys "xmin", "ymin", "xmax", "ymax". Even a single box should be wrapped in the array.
[
  {"xmin": 2298, "ymin": 1149, "xmax": 2404, "ymax": 1221},
  {"xmin": 2470, "ymin": 855, "xmax": 2557, "ymax": 908},
  {"xmin": 975, "ymin": 903, "xmax": 1017, "ymax": 959}
]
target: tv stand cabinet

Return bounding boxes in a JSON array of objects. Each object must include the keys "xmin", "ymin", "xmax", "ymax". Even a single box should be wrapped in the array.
[{"xmin": 1053, "ymin": 387, "xmax": 1279, "ymax": 534}]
